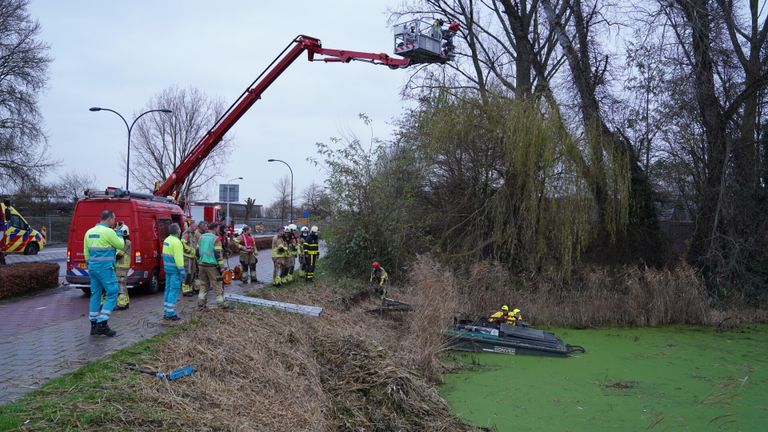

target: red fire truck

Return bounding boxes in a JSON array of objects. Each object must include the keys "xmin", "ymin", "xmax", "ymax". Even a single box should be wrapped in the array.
[{"xmin": 66, "ymin": 22, "xmax": 457, "ymax": 295}]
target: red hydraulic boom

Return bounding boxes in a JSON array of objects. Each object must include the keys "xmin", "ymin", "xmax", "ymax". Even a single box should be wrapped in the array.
[{"xmin": 154, "ymin": 27, "xmax": 456, "ymax": 198}]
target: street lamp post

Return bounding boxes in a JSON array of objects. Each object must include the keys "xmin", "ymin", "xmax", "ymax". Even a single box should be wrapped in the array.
[
  {"xmin": 267, "ymin": 159, "xmax": 293, "ymax": 223},
  {"xmin": 89, "ymin": 107, "xmax": 172, "ymax": 191},
  {"xmin": 225, "ymin": 176, "xmax": 243, "ymax": 227}
]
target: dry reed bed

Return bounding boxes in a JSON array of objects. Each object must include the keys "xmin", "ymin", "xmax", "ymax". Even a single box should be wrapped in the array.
[{"xmin": 455, "ymin": 260, "xmax": 768, "ymax": 328}]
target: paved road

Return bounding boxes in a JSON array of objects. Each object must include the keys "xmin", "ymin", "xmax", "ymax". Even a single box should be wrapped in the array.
[
  {"xmin": 5, "ymin": 246, "xmax": 66, "ymax": 265},
  {"xmin": 0, "ymin": 249, "xmax": 288, "ymax": 405}
]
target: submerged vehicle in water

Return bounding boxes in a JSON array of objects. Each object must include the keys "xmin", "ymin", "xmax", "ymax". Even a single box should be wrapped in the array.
[{"xmin": 445, "ymin": 320, "xmax": 585, "ymax": 357}]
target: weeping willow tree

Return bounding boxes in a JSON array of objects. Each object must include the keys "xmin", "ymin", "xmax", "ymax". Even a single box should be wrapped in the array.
[
  {"xmin": 316, "ymin": 95, "xmax": 633, "ymax": 280},
  {"xmin": 409, "ymin": 94, "xmax": 631, "ymax": 278}
]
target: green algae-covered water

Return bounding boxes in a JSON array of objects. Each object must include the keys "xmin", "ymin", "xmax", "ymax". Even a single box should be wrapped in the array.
[{"xmin": 441, "ymin": 326, "xmax": 768, "ymax": 431}]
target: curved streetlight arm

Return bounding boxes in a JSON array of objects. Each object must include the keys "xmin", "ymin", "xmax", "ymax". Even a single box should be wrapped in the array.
[
  {"xmin": 90, "ymin": 107, "xmax": 171, "ymax": 191},
  {"xmin": 267, "ymin": 159, "xmax": 293, "ymax": 178},
  {"xmin": 129, "ymin": 109, "xmax": 172, "ymax": 132},
  {"xmin": 92, "ymin": 107, "xmax": 130, "ymax": 132},
  {"xmin": 268, "ymin": 158, "xmax": 293, "ymax": 223}
]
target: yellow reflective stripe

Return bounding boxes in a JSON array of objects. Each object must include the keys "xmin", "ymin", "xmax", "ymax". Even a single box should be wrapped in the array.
[{"xmin": 8, "ymin": 236, "xmax": 23, "ymax": 252}]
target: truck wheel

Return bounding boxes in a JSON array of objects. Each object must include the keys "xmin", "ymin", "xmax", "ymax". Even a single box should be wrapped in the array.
[
  {"xmin": 145, "ymin": 269, "xmax": 161, "ymax": 294},
  {"xmin": 24, "ymin": 242, "xmax": 40, "ymax": 255},
  {"xmin": 81, "ymin": 286, "xmax": 92, "ymax": 296}
]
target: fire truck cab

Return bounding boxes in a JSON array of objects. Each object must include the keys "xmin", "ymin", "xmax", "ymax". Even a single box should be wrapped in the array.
[
  {"xmin": 1, "ymin": 202, "xmax": 46, "ymax": 255},
  {"xmin": 66, "ymin": 189, "xmax": 185, "ymax": 295}
]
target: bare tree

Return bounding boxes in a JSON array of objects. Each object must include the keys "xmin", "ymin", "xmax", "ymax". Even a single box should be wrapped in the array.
[
  {"xmin": 0, "ymin": 0, "xmax": 53, "ymax": 190},
  {"xmin": 301, "ymin": 182, "xmax": 332, "ymax": 220},
  {"xmin": 129, "ymin": 86, "xmax": 232, "ymax": 200},
  {"xmin": 392, "ymin": 0, "xmax": 566, "ymax": 104},
  {"xmin": 244, "ymin": 197, "xmax": 256, "ymax": 220},
  {"xmin": 55, "ymin": 171, "xmax": 97, "ymax": 202},
  {"xmin": 268, "ymin": 176, "xmax": 291, "ymax": 221}
]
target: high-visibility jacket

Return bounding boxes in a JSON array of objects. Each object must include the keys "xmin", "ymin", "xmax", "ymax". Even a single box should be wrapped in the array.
[
  {"xmin": 162, "ymin": 234, "xmax": 185, "ymax": 274},
  {"xmin": 83, "ymin": 223, "xmax": 125, "ymax": 270},
  {"xmin": 115, "ymin": 239, "xmax": 132, "ymax": 270},
  {"xmin": 287, "ymin": 234, "xmax": 299, "ymax": 257},
  {"xmin": 508, "ymin": 309, "xmax": 522, "ymax": 323},
  {"xmin": 271, "ymin": 235, "xmax": 289, "ymax": 258},
  {"xmin": 488, "ymin": 310, "xmax": 505, "ymax": 323},
  {"xmin": 198, "ymin": 232, "xmax": 224, "ymax": 266},
  {"xmin": 304, "ymin": 233, "xmax": 319, "ymax": 255},
  {"xmin": 370, "ymin": 268, "xmax": 388, "ymax": 286},
  {"xmin": 236, "ymin": 233, "xmax": 257, "ymax": 258},
  {"xmin": 181, "ymin": 229, "xmax": 197, "ymax": 258},
  {"xmin": 489, "ymin": 309, "xmax": 522, "ymax": 324}
]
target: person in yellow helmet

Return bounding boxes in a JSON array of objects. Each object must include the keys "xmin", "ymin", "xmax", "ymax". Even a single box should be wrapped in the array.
[
  {"xmin": 506, "ymin": 308, "xmax": 523, "ymax": 324},
  {"xmin": 488, "ymin": 305, "xmax": 510, "ymax": 324}
]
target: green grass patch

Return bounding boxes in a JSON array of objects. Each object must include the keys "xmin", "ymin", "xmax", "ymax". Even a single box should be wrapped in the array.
[{"xmin": 0, "ymin": 325, "xmax": 189, "ymax": 432}]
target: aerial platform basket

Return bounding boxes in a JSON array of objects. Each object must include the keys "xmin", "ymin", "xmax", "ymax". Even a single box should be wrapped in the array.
[{"xmin": 393, "ymin": 19, "xmax": 455, "ymax": 64}]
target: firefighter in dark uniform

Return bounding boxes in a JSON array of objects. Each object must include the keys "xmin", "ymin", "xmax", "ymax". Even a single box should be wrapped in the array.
[{"xmin": 304, "ymin": 225, "xmax": 320, "ymax": 281}]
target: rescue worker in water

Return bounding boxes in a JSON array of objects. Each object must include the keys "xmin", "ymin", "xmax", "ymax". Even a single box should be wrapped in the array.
[
  {"xmin": 84, "ymin": 210, "xmax": 125, "ymax": 337},
  {"xmin": 488, "ymin": 305, "xmax": 522, "ymax": 325}
]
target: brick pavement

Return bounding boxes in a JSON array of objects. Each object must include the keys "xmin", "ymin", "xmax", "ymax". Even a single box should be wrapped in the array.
[{"xmin": 0, "ymin": 249, "xmax": 281, "ymax": 405}]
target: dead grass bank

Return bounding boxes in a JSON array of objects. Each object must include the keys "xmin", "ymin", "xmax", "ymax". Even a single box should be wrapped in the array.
[{"xmin": 77, "ymin": 286, "xmax": 476, "ymax": 432}]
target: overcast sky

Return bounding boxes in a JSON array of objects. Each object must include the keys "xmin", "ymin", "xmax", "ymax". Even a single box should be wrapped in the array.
[{"xmin": 30, "ymin": 0, "xmax": 416, "ymax": 206}]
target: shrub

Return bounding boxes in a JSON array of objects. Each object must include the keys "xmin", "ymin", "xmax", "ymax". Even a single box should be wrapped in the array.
[{"xmin": 0, "ymin": 263, "xmax": 59, "ymax": 299}]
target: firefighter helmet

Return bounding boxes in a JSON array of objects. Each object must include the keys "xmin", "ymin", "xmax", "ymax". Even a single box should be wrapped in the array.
[
  {"xmin": 288, "ymin": 223, "xmax": 297, "ymax": 232},
  {"xmin": 301, "ymin": 226, "xmax": 309, "ymax": 232},
  {"xmin": 501, "ymin": 305, "xmax": 509, "ymax": 312},
  {"xmin": 371, "ymin": 261, "xmax": 381, "ymax": 268},
  {"xmin": 311, "ymin": 225, "xmax": 319, "ymax": 233}
]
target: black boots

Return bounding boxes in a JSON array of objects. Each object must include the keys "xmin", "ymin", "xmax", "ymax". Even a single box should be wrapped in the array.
[
  {"xmin": 93, "ymin": 321, "xmax": 117, "ymax": 337},
  {"xmin": 90, "ymin": 320, "xmax": 96, "ymax": 335}
]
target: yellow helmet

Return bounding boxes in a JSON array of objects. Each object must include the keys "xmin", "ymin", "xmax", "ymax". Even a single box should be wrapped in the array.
[
  {"xmin": 512, "ymin": 308, "xmax": 520, "ymax": 315},
  {"xmin": 501, "ymin": 305, "xmax": 509, "ymax": 312}
]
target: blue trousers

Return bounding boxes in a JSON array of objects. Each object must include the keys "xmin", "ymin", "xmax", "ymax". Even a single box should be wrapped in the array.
[
  {"xmin": 89, "ymin": 267, "xmax": 118, "ymax": 323},
  {"xmin": 163, "ymin": 270, "xmax": 182, "ymax": 317}
]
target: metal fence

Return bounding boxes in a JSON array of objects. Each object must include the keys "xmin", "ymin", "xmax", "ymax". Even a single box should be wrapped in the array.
[
  {"xmin": 18, "ymin": 216, "xmax": 323, "ymax": 245},
  {"xmin": 24, "ymin": 216, "xmax": 72, "ymax": 245}
]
